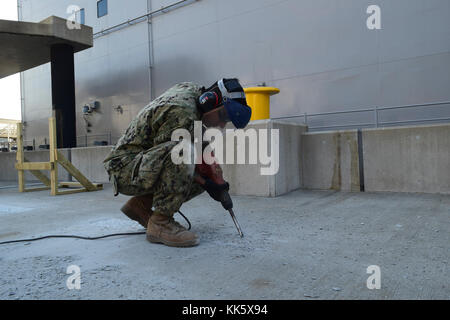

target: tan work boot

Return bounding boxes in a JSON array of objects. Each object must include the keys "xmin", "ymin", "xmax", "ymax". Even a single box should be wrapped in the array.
[
  {"xmin": 146, "ymin": 213, "xmax": 199, "ymax": 247},
  {"xmin": 120, "ymin": 195, "xmax": 153, "ymax": 228}
]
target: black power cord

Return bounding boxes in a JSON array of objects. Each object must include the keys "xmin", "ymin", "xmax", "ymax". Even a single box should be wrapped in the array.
[
  {"xmin": 0, "ymin": 232, "xmax": 146, "ymax": 245},
  {"xmin": 0, "ymin": 210, "xmax": 191, "ymax": 245}
]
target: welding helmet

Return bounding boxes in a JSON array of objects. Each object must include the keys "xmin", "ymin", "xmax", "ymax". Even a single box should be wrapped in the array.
[{"xmin": 198, "ymin": 78, "xmax": 252, "ymax": 129}]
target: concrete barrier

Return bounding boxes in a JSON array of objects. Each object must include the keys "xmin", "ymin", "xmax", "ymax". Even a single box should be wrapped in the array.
[
  {"xmin": 1, "ymin": 123, "xmax": 448, "ymax": 195},
  {"xmin": 363, "ymin": 124, "xmax": 450, "ymax": 194},
  {"xmin": 300, "ymin": 124, "xmax": 450, "ymax": 195},
  {"xmin": 222, "ymin": 120, "xmax": 307, "ymax": 197},
  {"xmin": 0, "ymin": 149, "xmax": 71, "ymax": 182},
  {"xmin": 301, "ymin": 130, "xmax": 360, "ymax": 192},
  {"xmin": 70, "ymin": 146, "xmax": 112, "ymax": 183},
  {"xmin": 69, "ymin": 120, "xmax": 308, "ymax": 196}
]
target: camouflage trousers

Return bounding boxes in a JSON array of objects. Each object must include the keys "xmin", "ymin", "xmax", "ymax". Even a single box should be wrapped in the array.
[{"xmin": 111, "ymin": 150, "xmax": 205, "ymax": 217}]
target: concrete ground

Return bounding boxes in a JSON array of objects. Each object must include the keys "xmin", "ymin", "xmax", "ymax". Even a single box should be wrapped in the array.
[{"xmin": 0, "ymin": 182, "xmax": 448, "ymax": 300}]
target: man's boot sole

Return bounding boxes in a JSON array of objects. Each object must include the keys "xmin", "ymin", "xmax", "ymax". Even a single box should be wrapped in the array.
[
  {"xmin": 146, "ymin": 234, "xmax": 200, "ymax": 248},
  {"xmin": 120, "ymin": 203, "xmax": 149, "ymax": 228}
]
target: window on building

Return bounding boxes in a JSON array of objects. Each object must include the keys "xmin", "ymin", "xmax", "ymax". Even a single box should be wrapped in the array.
[
  {"xmin": 97, "ymin": 0, "xmax": 108, "ymax": 18},
  {"xmin": 77, "ymin": 8, "xmax": 85, "ymax": 25}
]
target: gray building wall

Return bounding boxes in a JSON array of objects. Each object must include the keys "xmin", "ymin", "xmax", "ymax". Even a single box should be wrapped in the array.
[{"xmin": 19, "ymin": 0, "xmax": 450, "ymax": 146}]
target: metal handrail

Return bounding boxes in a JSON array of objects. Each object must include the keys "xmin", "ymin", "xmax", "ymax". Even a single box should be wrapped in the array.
[
  {"xmin": 379, "ymin": 117, "xmax": 450, "ymax": 126},
  {"xmin": 272, "ymin": 100, "xmax": 450, "ymax": 131},
  {"xmin": 377, "ymin": 100, "xmax": 450, "ymax": 111},
  {"xmin": 309, "ymin": 123, "xmax": 374, "ymax": 131},
  {"xmin": 76, "ymin": 132, "xmax": 114, "ymax": 147}
]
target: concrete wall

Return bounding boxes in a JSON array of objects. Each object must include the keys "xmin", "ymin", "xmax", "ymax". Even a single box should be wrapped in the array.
[
  {"xmin": 0, "ymin": 120, "xmax": 308, "ymax": 196},
  {"xmin": 0, "ymin": 149, "xmax": 71, "ymax": 182},
  {"xmin": 222, "ymin": 120, "xmax": 307, "ymax": 197},
  {"xmin": 1, "ymin": 123, "xmax": 449, "ymax": 195},
  {"xmin": 19, "ymin": 0, "xmax": 450, "ymax": 146},
  {"xmin": 70, "ymin": 146, "xmax": 112, "ymax": 183},
  {"xmin": 70, "ymin": 119, "xmax": 309, "ymax": 196},
  {"xmin": 302, "ymin": 130, "xmax": 360, "ymax": 192},
  {"xmin": 301, "ymin": 124, "xmax": 450, "ymax": 195},
  {"xmin": 363, "ymin": 124, "xmax": 450, "ymax": 194}
]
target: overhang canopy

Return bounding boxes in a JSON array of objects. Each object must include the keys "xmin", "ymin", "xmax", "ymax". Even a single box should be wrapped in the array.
[{"xmin": 0, "ymin": 16, "xmax": 93, "ymax": 79}]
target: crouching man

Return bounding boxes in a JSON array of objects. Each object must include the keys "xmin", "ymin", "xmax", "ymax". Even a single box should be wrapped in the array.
[{"xmin": 103, "ymin": 79, "xmax": 251, "ymax": 247}]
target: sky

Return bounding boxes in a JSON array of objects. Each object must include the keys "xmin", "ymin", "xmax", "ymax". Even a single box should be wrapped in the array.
[{"xmin": 0, "ymin": 0, "xmax": 21, "ymax": 120}]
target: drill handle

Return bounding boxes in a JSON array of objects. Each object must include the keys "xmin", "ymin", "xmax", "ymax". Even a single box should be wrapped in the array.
[{"xmin": 220, "ymin": 190, "xmax": 233, "ymax": 211}]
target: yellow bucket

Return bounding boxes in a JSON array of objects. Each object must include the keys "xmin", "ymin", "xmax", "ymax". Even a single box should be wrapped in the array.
[{"xmin": 244, "ymin": 87, "xmax": 280, "ymax": 120}]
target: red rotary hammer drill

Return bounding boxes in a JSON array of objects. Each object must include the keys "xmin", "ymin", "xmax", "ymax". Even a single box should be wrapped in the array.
[{"xmin": 196, "ymin": 160, "xmax": 244, "ymax": 238}]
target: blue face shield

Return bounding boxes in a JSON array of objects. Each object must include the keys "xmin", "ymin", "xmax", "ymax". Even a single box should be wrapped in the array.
[{"xmin": 222, "ymin": 97, "xmax": 252, "ymax": 129}]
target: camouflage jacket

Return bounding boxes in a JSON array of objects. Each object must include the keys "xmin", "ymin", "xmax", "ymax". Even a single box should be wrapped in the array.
[{"xmin": 103, "ymin": 82, "xmax": 203, "ymax": 180}]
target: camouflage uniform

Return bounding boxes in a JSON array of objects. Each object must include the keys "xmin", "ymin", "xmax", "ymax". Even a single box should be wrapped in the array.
[{"xmin": 103, "ymin": 82, "xmax": 205, "ymax": 217}]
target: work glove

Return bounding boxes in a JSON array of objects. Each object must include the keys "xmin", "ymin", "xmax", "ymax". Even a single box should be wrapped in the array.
[{"xmin": 202, "ymin": 179, "xmax": 230, "ymax": 202}]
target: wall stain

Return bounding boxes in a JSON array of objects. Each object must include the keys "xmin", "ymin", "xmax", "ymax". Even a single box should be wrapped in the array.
[
  {"xmin": 347, "ymin": 133, "xmax": 360, "ymax": 192},
  {"xmin": 331, "ymin": 133, "xmax": 342, "ymax": 191}
]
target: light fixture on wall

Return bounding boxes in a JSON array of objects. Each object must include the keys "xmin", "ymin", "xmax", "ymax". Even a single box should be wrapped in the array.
[
  {"xmin": 82, "ymin": 101, "xmax": 100, "ymax": 133},
  {"xmin": 113, "ymin": 105, "xmax": 123, "ymax": 114},
  {"xmin": 82, "ymin": 101, "xmax": 100, "ymax": 114}
]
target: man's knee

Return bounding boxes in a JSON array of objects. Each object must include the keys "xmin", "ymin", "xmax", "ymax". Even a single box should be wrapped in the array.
[{"xmin": 152, "ymin": 161, "xmax": 200, "ymax": 215}]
